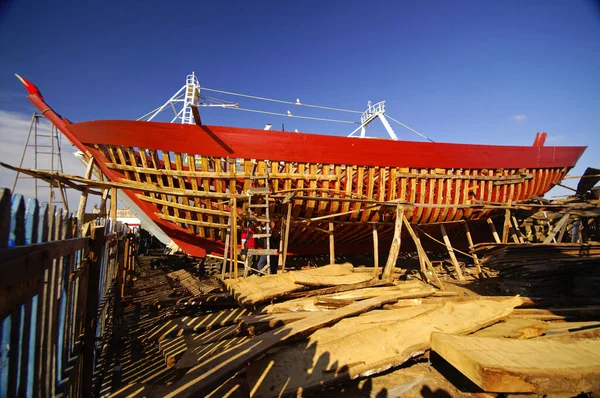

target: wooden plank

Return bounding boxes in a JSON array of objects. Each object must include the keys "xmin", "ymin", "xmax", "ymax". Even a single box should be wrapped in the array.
[
  {"xmin": 431, "ymin": 333, "xmax": 600, "ymax": 394},
  {"xmin": 136, "ymin": 194, "xmax": 229, "ymax": 217},
  {"xmin": 382, "ymin": 205, "xmax": 403, "ymax": 280},
  {"xmin": 264, "ymin": 285, "xmax": 433, "ymax": 313},
  {"xmin": 161, "ymin": 292, "xmax": 414, "ymax": 397},
  {"xmin": 104, "ymin": 162, "xmax": 339, "ymax": 180},
  {"xmin": 290, "ymin": 272, "xmax": 373, "ymax": 287},
  {"xmin": 471, "ymin": 318, "xmax": 547, "ymax": 339},
  {"xmin": 0, "ymin": 188, "xmax": 12, "ymax": 248},
  {"xmin": 372, "ymin": 225, "xmax": 379, "ymax": 277},
  {"xmin": 9, "ymin": 194, "xmax": 25, "ymax": 247},
  {"xmin": 156, "ymin": 213, "xmax": 228, "ymax": 229},
  {"xmin": 440, "ymin": 223, "xmax": 465, "ymax": 281},
  {"xmin": 246, "ymin": 297, "xmax": 522, "ymax": 397}
]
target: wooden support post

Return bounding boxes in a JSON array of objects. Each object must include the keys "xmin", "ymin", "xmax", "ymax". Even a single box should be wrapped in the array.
[
  {"xmin": 281, "ymin": 202, "xmax": 292, "ymax": 272},
  {"xmin": 110, "ymin": 187, "xmax": 117, "ymax": 226},
  {"xmin": 487, "ymin": 218, "xmax": 501, "ymax": 243},
  {"xmin": 278, "ymin": 217, "xmax": 285, "ymax": 269},
  {"xmin": 544, "ymin": 213, "xmax": 570, "ymax": 244},
  {"xmin": 511, "ymin": 216, "xmax": 526, "ymax": 243},
  {"xmin": 382, "ymin": 205, "xmax": 403, "ymax": 280},
  {"xmin": 372, "ymin": 225, "xmax": 379, "ymax": 278},
  {"xmin": 441, "ymin": 223, "xmax": 465, "ymax": 281},
  {"xmin": 502, "ymin": 209, "xmax": 511, "ymax": 243},
  {"xmin": 402, "ymin": 218, "xmax": 444, "ymax": 289},
  {"xmin": 222, "ymin": 207, "xmax": 231, "ymax": 280},
  {"xmin": 463, "ymin": 221, "xmax": 482, "ymax": 277},
  {"xmin": 76, "ymin": 157, "xmax": 95, "ymax": 226},
  {"xmin": 231, "ymin": 197, "xmax": 238, "ymax": 279},
  {"xmin": 329, "ymin": 222, "xmax": 335, "ymax": 265}
]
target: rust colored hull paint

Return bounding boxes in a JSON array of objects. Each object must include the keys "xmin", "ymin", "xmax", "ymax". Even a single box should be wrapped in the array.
[{"xmin": 21, "ymin": 82, "xmax": 586, "ymax": 257}]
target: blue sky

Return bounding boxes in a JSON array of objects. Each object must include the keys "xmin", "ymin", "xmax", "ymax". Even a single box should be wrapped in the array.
[{"xmin": 0, "ymin": 0, "xmax": 599, "ymax": 205}]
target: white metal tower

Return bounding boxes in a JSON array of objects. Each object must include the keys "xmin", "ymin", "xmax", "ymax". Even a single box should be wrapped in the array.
[{"xmin": 348, "ymin": 101, "xmax": 398, "ymax": 140}]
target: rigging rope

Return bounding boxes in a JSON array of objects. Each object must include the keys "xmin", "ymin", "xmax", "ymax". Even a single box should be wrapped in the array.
[
  {"xmin": 228, "ymin": 106, "xmax": 359, "ymax": 124},
  {"xmin": 201, "ymin": 87, "xmax": 363, "ymax": 114},
  {"xmin": 386, "ymin": 114, "xmax": 435, "ymax": 142}
]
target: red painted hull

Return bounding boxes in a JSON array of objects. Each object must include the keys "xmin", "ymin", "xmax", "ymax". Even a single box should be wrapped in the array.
[{"xmin": 19, "ymin": 79, "xmax": 586, "ymax": 258}]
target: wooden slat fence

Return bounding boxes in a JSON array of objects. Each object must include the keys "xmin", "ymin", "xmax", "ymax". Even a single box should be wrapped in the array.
[{"xmin": 0, "ymin": 188, "xmax": 135, "ymax": 397}]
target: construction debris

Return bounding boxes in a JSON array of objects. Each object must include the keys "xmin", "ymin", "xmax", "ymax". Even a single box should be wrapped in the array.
[{"xmin": 104, "ymin": 188, "xmax": 600, "ymax": 398}]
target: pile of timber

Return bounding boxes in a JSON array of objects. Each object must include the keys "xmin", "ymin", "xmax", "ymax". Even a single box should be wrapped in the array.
[
  {"xmin": 107, "ymin": 260, "xmax": 600, "ymax": 397},
  {"xmin": 473, "ymin": 242, "xmax": 600, "ymax": 297}
]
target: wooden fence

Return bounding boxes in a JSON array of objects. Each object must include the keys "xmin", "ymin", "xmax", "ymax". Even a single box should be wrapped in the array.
[{"xmin": 0, "ymin": 188, "xmax": 135, "ymax": 397}]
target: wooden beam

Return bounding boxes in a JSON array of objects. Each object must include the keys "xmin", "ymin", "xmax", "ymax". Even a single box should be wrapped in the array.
[
  {"xmin": 431, "ymin": 333, "xmax": 600, "ymax": 394},
  {"xmin": 402, "ymin": 218, "xmax": 444, "ymax": 290},
  {"xmin": 502, "ymin": 209, "xmax": 513, "ymax": 243},
  {"xmin": 487, "ymin": 218, "xmax": 501, "ymax": 243},
  {"xmin": 440, "ymin": 223, "xmax": 465, "ymax": 281},
  {"xmin": 372, "ymin": 225, "xmax": 379, "ymax": 278},
  {"xmin": 76, "ymin": 157, "xmax": 95, "ymax": 225},
  {"xmin": 232, "ymin": 197, "xmax": 238, "ymax": 279},
  {"xmin": 382, "ymin": 205, "xmax": 403, "ymax": 280},
  {"xmin": 463, "ymin": 221, "xmax": 482, "ymax": 277},
  {"xmin": 543, "ymin": 213, "xmax": 570, "ymax": 244},
  {"xmin": 282, "ymin": 202, "xmax": 292, "ymax": 272},
  {"xmin": 156, "ymin": 213, "xmax": 228, "ymax": 229},
  {"xmin": 110, "ymin": 187, "xmax": 117, "ymax": 225},
  {"xmin": 328, "ymin": 222, "xmax": 335, "ymax": 264},
  {"xmin": 511, "ymin": 215, "xmax": 526, "ymax": 243}
]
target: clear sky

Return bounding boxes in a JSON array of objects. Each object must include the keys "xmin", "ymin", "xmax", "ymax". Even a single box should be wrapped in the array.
[{"xmin": 0, "ymin": 0, "xmax": 598, "ymax": 207}]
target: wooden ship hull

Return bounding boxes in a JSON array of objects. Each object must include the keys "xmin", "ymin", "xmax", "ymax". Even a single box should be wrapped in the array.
[{"xmin": 18, "ymin": 77, "xmax": 586, "ymax": 257}]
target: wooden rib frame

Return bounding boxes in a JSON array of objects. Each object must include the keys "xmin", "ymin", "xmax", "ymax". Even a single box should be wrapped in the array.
[{"xmin": 96, "ymin": 144, "xmax": 568, "ymax": 249}]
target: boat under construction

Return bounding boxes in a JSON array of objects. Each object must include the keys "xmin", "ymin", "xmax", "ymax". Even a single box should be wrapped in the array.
[{"xmin": 15, "ymin": 74, "xmax": 586, "ymax": 257}]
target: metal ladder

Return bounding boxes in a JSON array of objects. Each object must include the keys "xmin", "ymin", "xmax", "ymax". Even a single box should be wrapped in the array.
[{"xmin": 243, "ymin": 167, "xmax": 276, "ymax": 276}]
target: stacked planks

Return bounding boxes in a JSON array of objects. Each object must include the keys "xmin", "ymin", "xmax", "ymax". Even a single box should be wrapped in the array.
[{"xmin": 472, "ymin": 242, "xmax": 600, "ymax": 296}]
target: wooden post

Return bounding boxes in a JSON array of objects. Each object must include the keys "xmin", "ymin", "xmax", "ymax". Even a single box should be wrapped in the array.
[
  {"xmin": 281, "ymin": 202, "xmax": 292, "ymax": 272},
  {"xmin": 382, "ymin": 205, "xmax": 403, "ymax": 280},
  {"xmin": 441, "ymin": 223, "xmax": 465, "ymax": 281},
  {"xmin": 372, "ymin": 225, "xmax": 379, "ymax": 278},
  {"xmin": 329, "ymin": 222, "xmax": 335, "ymax": 265},
  {"xmin": 231, "ymin": 197, "xmax": 238, "ymax": 279},
  {"xmin": 487, "ymin": 218, "xmax": 501, "ymax": 243},
  {"xmin": 406, "ymin": 222, "xmax": 428, "ymax": 277},
  {"xmin": 110, "ymin": 187, "xmax": 117, "ymax": 226},
  {"xmin": 404, "ymin": 219, "xmax": 444, "ymax": 290},
  {"xmin": 511, "ymin": 216, "xmax": 526, "ymax": 243},
  {"xmin": 502, "ymin": 209, "xmax": 511, "ymax": 243},
  {"xmin": 76, "ymin": 157, "xmax": 95, "ymax": 226},
  {"xmin": 222, "ymin": 200, "xmax": 232, "ymax": 280},
  {"xmin": 463, "ymin": 221, "xmax": 482, "ymax": 277},
  {"xmin": 278, "ymin": 217, "xmax": 285, "ymax": 268}
]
